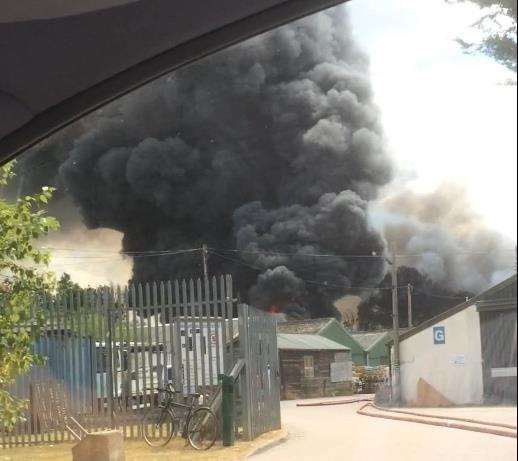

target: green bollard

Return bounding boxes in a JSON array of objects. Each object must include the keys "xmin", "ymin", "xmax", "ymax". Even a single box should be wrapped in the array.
[{"xmin": 220, "ymin": 374, "xmax": 235, "ymax": 446}]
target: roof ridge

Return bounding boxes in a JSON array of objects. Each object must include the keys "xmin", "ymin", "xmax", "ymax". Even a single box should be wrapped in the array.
[
  {"xmin": 315, "ymin": 317, "xmax": 335, "ymax": 334},
  {"xmin": 277, "ymin": 332, "xmax": 350, "ymax": 351},
  {"xmin": 364, "ymin": 331, "xmax": 390, "ymax": 352},
  {"xmin": 395, "ymin": 273, "xmax": 517, "ymax": 344}
]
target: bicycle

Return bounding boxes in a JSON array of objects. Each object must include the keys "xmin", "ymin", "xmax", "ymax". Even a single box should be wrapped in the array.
[{"xmin": 141, "ymin": 382, "xmax": 218, "ymax": 450}]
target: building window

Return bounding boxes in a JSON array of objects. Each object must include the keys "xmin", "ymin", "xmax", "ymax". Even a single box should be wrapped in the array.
[{"xmin": 303, "ymin": 355, "xmax": 314, "ymax": 378}]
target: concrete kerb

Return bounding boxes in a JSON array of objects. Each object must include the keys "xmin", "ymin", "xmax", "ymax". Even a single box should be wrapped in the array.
[{"xmin": 244, "ymin": 428, "xmax": 289, "ymax": 458}]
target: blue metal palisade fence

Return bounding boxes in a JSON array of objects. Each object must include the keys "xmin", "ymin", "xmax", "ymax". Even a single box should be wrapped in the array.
[{"xmin": 0, "ymin": 275, "xmax": 281, "ymax": 447}]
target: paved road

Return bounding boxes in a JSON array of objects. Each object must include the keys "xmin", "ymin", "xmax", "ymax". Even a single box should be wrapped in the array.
[{"xmin": 253, "ymin": 398, "xmax": 517, "ymax": 461}]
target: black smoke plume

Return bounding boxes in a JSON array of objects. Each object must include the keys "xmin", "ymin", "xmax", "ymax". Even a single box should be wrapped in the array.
[
  {"xmin": 35, "ymin": 7, "xmax": 391, "ymax": 318},
  {"xmin": 10, "ymin": 5, "xmax": 515, "ymax": 321}
]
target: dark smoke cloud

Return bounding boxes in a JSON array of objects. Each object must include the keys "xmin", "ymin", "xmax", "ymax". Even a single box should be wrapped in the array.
[
  {"xmin": 42, "ymin": 7, "xmax": 391, "ymax": 317},
  {"xmin": 233, "ymin": 191, "xmax": 386, "ymax": 316},
  {"xmin": 250, "ymin": 266, "xmax": 305, "ymax": 311},
  {"xmin": 357, "ymin": 265, "xmax": 475, "ymax": 331},
  {"xmin": 9, "ymin": 5, "xmax": 514, "ymax": 321}
]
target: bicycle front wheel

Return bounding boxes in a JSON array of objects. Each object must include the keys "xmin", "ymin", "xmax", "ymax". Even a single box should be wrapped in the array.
[
  {"xmin": 187, "ymin": 407, "xmax": 218, "ymax": 450},
  {"xmin": 142, "ymin": 407, "xmax": 175, "ymax": 447}
]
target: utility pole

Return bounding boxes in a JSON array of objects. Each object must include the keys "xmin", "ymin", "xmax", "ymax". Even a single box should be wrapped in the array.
[
  {"xmin": 105, "ymin": 289, "xmax": 115, "ymax": 428},
  {"xmin": 407, "ymin": 283, "xmax": 413, "ymax": 328},
  {"xmin": 202, "ymin": 244, "xmax": 209, "ymax": 281},
  {"xmin": 389, "ymin": 245, "xmax": 401, "ymax": 404}
]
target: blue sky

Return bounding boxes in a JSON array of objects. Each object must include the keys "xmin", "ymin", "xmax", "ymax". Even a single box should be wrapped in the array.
[{"xmin": 348, "ymin": 0, "xmax": 517, "ymax": 240}]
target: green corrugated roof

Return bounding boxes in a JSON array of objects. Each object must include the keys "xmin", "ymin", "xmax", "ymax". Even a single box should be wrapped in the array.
[
  {"xmin": 351, "ymin": 331, "xmax": 389, "ymax": 352},
  {"xmin": 277, "ymin": 333, "xmax": 349, "ymax": 351},
  {"xmin": 277, "ymin": 318, "xmax": 334, "ymax": 334}
]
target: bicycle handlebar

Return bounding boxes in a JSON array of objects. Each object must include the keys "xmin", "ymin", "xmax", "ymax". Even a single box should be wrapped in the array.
[{"xmin": 145, "ymin": 383, "xmax": 182, "ymax": 394}]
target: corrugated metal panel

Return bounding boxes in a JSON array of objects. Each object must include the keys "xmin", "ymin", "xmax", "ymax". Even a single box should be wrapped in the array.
[
  {"xmin": 277, "ymin": 333, "xmax": 349, "ymax": 351},
  {"xmin": 351, "ymin": 331, "xmax": 389, "ymax": 352},
  {"xmin": 276, "ymin": 318, "xmax": 333, "ymax": 334}
]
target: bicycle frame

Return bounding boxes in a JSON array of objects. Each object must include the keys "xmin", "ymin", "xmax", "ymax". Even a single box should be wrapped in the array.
[{"xmin": 158, "ymin": 391, "xmax": 199, "ymax": 438}]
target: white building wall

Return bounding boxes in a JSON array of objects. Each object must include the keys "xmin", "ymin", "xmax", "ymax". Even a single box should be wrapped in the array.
[{"xmin": 399, "ymin": 304, "xmax": 484, "ymax": 405}]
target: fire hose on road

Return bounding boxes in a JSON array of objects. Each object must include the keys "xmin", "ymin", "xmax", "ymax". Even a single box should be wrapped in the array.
[
  {"xmin": 297, "ymin": 397, "xmax": 374, "ymax": 407},
  {"xmin": 357, "ymin": 402, "xmax": 517, "ymax": 439},
  {"xmin": 297, "ymin": 397, "xmax": 517, "ymax": 439}
]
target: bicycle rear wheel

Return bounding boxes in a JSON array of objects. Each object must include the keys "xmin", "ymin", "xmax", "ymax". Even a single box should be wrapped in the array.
[
  {"xmin": 187, "ymin": 407, "xmax": 218, "ymax": 450},
  {"xmin": 142, "ymin": 407, "xmax": 175, "ymax": 447}
]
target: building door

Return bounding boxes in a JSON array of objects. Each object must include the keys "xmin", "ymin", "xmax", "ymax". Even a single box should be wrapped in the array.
[{"xmin": 479, "ymin": 308, "xmax": 517, "ymax": 404}]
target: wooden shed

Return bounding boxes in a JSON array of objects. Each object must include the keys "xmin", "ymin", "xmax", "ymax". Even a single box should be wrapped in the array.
[
  {"xmin": 277, "ymin": 317, "xmax": 365, "ymax": 365},
  {"xmin": 277, "ymin": 333, "xmax": 353, "ymax": 400}
]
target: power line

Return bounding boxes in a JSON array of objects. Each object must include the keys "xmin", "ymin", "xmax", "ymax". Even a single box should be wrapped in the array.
[
  {"xmin": 41, "ymin": 244, "xmax": 517, "ymax": 260},
  {"xmin": 303, "ymin": 279, "xmax": 405, "ymax": 291},
  {"xmin": 41, "ymin": 246, "xmax": 200, "ymax": 255},
  {"xmin": 211, "ymin": 247, "xmax": 517, "ymax": 260},
  {"xmin": 45, "ymin": 246, "xmax": 244, "ymax": 256},
  {"xmin": 210, "ymin": 250, "xmax": 404, "ymax": 291},
  {"xmin": 211, "ymin": 247, "xmax": 385, "ymax": 260},
  {"xmin": 411, "ymin": 288, "xmax": 471, "ymax": 301},
  {"xmin": 41, "ymin": 247, "xmax": 201, "ymax": 259},
  {"xmin": 396, "ymin": 250, "xmax": 517, "ymax": 258},
  {"xmin": 210, "ymin": 250, "xmax": 517, "ymax": 298},
  {"xmin": 209, "ymin": 250, "xmax": 264, "ymax": 271}
]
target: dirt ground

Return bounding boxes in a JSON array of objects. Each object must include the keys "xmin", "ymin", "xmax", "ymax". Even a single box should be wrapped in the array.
[{"xmin": 0, "ymin": 429, "xmax": 286, "ymax": 461}]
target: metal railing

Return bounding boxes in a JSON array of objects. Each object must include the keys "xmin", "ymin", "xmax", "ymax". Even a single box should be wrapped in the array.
[{"xmin": 1, "ymin": 277, "xmax": 281, "ymax": 447}]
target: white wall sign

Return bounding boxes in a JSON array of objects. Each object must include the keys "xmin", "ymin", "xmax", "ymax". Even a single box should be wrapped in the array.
[
  {"xmin": 451, "ymin": 354, "xmax": 466, "ymax": 366},
  {"xmin": 331, "ymin": 362, "xmax": 348, "ymax": 383},
  {"xmin": 491, "ymin": 367, "xmax": 517, "ymax": 378}
]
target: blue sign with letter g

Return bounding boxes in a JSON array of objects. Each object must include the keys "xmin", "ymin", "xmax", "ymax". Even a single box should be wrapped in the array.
[{"xmin": 433, "ymin": 326, "xmax": 445, "ymax": 344}]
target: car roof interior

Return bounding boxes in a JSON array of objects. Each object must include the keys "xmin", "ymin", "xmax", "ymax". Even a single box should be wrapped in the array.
[{"xmin": 0, "ymin": 0, "xmax": 347, "ymax": 164}]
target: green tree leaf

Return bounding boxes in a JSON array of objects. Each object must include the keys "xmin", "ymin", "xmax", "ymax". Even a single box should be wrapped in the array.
[{"xmin": 0, "ymin": 161, "xmax": 59, "ymax": 430}]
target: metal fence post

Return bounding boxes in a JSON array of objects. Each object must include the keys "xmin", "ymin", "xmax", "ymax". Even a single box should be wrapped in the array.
[
  {"xmin": 238, "ymin": 304, "xmax": 253, "ymax": 440},
  {"xmin": 220, "ymin": 374, "xmax": 235, "ymax": 446},
  {"xmin": 105, "ymin": 288, "xmax": 115, "ymax": 429}
]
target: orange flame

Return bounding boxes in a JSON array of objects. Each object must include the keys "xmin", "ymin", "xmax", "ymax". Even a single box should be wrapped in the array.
[{"xmin": 266, "ymin": 305, "xmax": 280, "ymax": 314}]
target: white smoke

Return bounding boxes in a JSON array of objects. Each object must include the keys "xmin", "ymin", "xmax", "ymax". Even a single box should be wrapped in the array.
[{"xmin": 370, "ymin": 182, "xmax": 515, "ymax": 293}]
